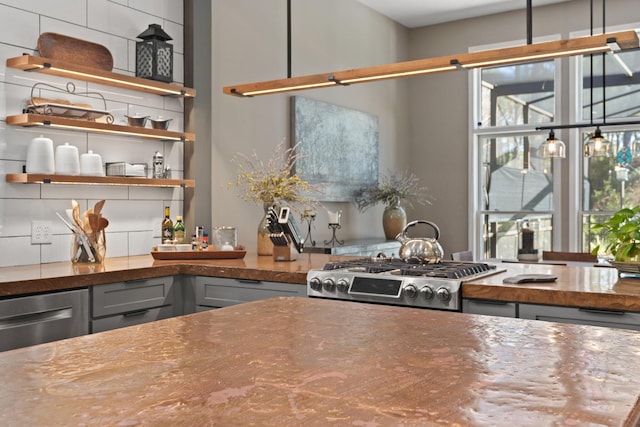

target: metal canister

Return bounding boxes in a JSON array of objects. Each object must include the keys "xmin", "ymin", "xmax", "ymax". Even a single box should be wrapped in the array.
[{"xmin": 152, "ymin": 151, "xmax": 164, "ymax": 178}]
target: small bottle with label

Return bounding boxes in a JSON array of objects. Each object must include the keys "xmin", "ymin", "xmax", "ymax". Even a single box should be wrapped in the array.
[
  {"xmin": 201, "ymin": 231, "xmax": 209, "ymax": 250},
  {"xmin": 173, "ymin": 215, "xmax": 185, "ymax": 243},
  {"xmin": 161, "ymin": 206, "xmax": 174, "ymax": 243}
]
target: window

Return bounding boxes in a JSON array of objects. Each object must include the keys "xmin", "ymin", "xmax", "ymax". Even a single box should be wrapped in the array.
[
  {"xmin": 473, "ymin": 37, "xmax": 640, "ymax": 259},
  {"xmin": 479, "ymin": 133, "xmax": 554, "ymax": 259},
  {"xmin": 475, "ymin": 60, "xmax": 557, "ymax": 260},
  {"xmin": 479, "ymin": 61, "xmax": 555, "ymax": 127}
]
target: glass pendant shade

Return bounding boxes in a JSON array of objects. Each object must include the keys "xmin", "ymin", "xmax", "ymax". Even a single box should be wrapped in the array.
[
  {"xmin": 584, "ymin": 127, "xmax": 611, "ymax": 157},
  {"xmin": 539, "ymin": 130, "xmax": 566, "ymax": 158}
]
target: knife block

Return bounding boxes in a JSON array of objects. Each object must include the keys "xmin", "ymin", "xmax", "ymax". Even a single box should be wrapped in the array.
[{"xmin": 273, "ymin": 243, "xmax": 298, "ymax": 262}]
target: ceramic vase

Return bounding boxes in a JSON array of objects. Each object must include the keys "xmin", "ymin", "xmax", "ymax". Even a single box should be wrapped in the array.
[{"xmin": 382, "ymin": 204, "xmax": 407, "ymax": 240}]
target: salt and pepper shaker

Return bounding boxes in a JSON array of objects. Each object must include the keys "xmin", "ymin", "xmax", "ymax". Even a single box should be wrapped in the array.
[{"xmin": 152, "ymin": 151, "xmax": 164, "ymax": 178}]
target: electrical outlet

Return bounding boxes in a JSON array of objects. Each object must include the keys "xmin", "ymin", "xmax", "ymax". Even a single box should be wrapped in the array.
[{"xmin": 32, "ymin": 220, "xmax": 52, "ymax": 244}]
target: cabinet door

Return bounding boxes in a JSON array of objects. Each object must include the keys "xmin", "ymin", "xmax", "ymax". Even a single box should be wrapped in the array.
[
  {"xmin": 91, "ymin": 306, "xmax": 176, "ymax": 333},
  {"xmin": 92, "ymin": 276, "xmax": 175, "ymax": 317},
  {"xmin": 463, "ymin": 299, "xmax": 517, "ymax": 318},
  {"xmin": 91, "ymin": 276, "xmax": 178, "ymax": 333},
  {"xmin": 195, "ymin": 277, "xmax": 306, "ymax": 309},
  {"xmin": 0, "ymin": 289, "xmax": 89, "ymax": 352},
  {"xmin": 519, "ymin": 303, "xmax": 640, "ymax": 331}
]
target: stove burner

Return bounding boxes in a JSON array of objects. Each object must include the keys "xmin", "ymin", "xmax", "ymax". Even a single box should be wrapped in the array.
[{"xmin": 322, "ymin": 258, "xmax": 497, "ymax": 279}]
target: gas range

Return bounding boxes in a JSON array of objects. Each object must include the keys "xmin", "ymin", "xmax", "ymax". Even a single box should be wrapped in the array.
[{"xmin": 307, "ymin": 257, "xmax": 504, "ymax": 311}]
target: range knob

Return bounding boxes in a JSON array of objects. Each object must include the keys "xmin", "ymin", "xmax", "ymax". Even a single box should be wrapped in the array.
[
  {"xmin": 436, "ymin": 287, "xmax": 451, "ymax": 302},
  {"xmin": 404, "ymin": 284, "xmax": 418, "ymax": 299},
  {"xmin": 420, "ymin": 285, "xmax": 434, "ymax": 300},
  {"xmin": 309, "ymin": 277, "xmax": 322, "ymax": 292},
  {"xmin": 323, "ymin": 278, "xmax": 336, "ymax": 292},
  {"xmin": 336, "ymin": 278, "xmax": 350, "ymax": 293}
]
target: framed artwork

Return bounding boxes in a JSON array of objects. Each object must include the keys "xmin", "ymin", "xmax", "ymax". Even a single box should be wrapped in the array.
[{"xmin": 291, "ymin": 96, "xmax": 379, "ymax": 202}]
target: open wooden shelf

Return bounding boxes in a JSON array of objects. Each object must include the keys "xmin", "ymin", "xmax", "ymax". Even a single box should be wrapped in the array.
[
  {"xmin": 6, "ymin": 173, "xmax": 195, "ymax": 188},
  {"xmin": 6, "ymin": 114, "xmax": 195, "ymax": 142},
  {"xmin": 7, "ymin": 55, "xmax": 196, "ymax": 98}
]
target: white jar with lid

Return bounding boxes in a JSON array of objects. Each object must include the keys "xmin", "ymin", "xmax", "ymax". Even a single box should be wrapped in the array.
[
  {"xmin": 55, "ymin": 143, "xmax": 80, "ymax": 175},
  {"xmin": 80, "ymin": 150, "xmax": 104, "ymax": 176},
  {"xmin": 26, "ymin": 134, "xmax": 55, "ymax": 174}
]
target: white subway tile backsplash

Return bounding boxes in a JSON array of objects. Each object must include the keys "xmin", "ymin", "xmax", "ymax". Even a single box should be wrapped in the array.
[
  {"xmin": 88, "ymin": 133, "xmax": 164, "ymax": 167},
  {"xmin": 41, "ymin": 233, "xmax": 74, "ymax": 264},
  {"xmin": 40, "ymin": 16, "xmax": 129, "ymax": 71},
  {"xmin": 0, "ymin": 198, "xmax": 70, "ymax": 237},
  {"xmin": 128, "ymin": 0, "xmax": 184, "ymax": 26},
  {"xmin": 105, "ymin": 232, "xmax": 129, "ymax": 258},
  {"xmin": 128, "ymin": 186, "xmax": 179, "ymax": 201},
  {"xmin": 0, "ymin": 236, "xmax": 40, "ymax": 267},
  {"xmin": 0, "ymin": 5, "xmax": 40, "ymax": 50},
  {"xmin": 0, "ymin": 0, "xmax": 186, "ymax": 267},
  {"xmin": 129, "ymin": 230, "xmax": 157, "ymax": 255},
  {"xmin": 0, "ymin": 0, "xmax": 87, "ymax": 27},
  {"xmin": 0, "ymin": 161, "xmax": 41, "ymax": 199},
  {"xmin": 162, "ymin": 20, "xmax": 184, "ymax": 54},
  {"xmin": 40, "ymin": 184, "xmax": 128, "ymax": 201}
]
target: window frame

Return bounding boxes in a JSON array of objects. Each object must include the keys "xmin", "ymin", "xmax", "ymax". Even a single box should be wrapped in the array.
[{"xmin": 469, "ymin": 37, "xmax": 565, "ymax": 259}]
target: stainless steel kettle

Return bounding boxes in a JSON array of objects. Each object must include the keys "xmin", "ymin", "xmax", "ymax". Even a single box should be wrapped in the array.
[{"xmin": 396, "ymin": 220, "xmax": 444, "ymax": 264}]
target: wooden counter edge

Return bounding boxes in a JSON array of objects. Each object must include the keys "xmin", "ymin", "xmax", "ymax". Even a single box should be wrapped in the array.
[{"xmin": 462, "ymin": 282, "xmax": 640, "ymax": 312}]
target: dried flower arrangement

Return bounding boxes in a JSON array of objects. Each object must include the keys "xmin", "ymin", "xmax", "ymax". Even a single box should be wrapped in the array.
[
  {"xmin": 230, "ymin": 139, "xmax": 319, "ymax": 208},
  {"xmin": 355, "ymin": 170, "xmax": 433, "ymax": 211}
]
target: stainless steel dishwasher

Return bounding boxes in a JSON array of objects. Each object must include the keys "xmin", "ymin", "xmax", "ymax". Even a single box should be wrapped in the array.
[{"xmin": 0, "ymin": 289, "xmax": 89, "ymax": 352}]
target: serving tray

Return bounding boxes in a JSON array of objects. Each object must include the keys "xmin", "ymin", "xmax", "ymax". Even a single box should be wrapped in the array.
[
  {"xmin": 38, "ymin": 32, "xmax": 114, "ymax": 71},
  {"xmin": 26, "ymin": 103, "xmax": 111, "ymax": 121},
  {"xmin": 151, "ymin": 249, "xmax": 246, "ymax": 260}
]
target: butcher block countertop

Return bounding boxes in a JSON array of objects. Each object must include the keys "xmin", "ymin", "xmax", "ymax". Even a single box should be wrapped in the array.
[
  {"xmin": 2, "ymin": 254, "xmax": 640, "ymax": 311},
  {"xmin": 1, "ymin": 297, "xmax": 639, "ymax": 426},
  {"xmin": 462, "ymin": 262, "xmax": 640, "ymax": 311},
  {"xmin": 0, "ymin": 253, "xmax": 339, "ymax": 297}
]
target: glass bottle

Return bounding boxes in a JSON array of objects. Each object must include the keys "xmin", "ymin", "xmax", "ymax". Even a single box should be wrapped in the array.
[
  {"xmin": 162, "ymin": 206, "xmax": 174, "ymax": 243},
  {"xmin": 173, "ymin": 215, "xmax": 185, "ymax": 243}
]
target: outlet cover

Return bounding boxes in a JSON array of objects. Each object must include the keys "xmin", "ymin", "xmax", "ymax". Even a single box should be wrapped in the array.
[{"xmin": 32, "ymin": 220, "xmax": 52, "ymax": 244}]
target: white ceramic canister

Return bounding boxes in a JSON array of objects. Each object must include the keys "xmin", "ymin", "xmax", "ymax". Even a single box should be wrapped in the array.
[
  {"xmin": 80, "ymin": 150, "xmax": 104, "ymax": 176},
  {"xmin": 55, "ymin": 143, "xmax": 80, "ymax": 175},
  {"xmin": 26, "ymin": 134, "xmax": 55, "ymax": 174}
]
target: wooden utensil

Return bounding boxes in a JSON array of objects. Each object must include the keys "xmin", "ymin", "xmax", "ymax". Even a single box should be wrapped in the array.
[
  {"xmin": 71, "ymin": 200, "xmax": 82, "ymax": 230},
  {"xmin": 93, "ymin": 200, "xmax": 105, "ymax": 215},
  {"xmin": 37, "ymin": 32, "xmax": 114, "ymax": 71}
]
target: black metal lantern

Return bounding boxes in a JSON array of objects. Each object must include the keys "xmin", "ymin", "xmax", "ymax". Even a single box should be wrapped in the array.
[{"xmin": 135, "ymin": 24, "xmax": 173, "ymax": 83}]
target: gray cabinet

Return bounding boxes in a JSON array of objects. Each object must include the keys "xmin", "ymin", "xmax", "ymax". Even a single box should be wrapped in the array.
[
  {"xmin": 0, "ymin": 289, "xmax": 89, "ymax": 352},
  {"xmin": 91, "ymin": 276, "xmax": 179, "ymax": 333},
  {"xmin": 462, "ymin": 299, "xmax": 517, "ymax": 318},
  {"xmin": 519, "ymin": 303, "xmax": 640, "ymax": 331},
  {"xmin": 194, "ymin": 276, "xmax": 306, "ymax": 311}
]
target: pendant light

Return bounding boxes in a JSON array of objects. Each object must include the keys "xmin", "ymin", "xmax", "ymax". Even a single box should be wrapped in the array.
[
  {"xmin": 539, "ymin": 130, "xmax": 566, "ymax": 158},
  {"xmin": 584, "ymin": 126, "xmax": 611, "ymax": 157}
]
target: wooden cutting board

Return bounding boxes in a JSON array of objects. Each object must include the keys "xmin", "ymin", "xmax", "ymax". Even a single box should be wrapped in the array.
[{"xmin": 37, "ymin": 32, "xmax": 113, "ymax": 71}]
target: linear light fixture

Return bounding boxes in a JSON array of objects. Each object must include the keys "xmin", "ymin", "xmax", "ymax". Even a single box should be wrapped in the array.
[{"xmin": 223, "ymin": 30, "xmax": 639, "ymax": 97}]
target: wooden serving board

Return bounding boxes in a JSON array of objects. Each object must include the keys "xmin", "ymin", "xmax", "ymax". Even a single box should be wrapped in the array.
[
  {"xmin": 151, "ymin": 249, "xmax": 247, "ymax": 260},
  {"xmin": 37, "ymin": 32, "xmax": 113, "ymax": 71}
]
